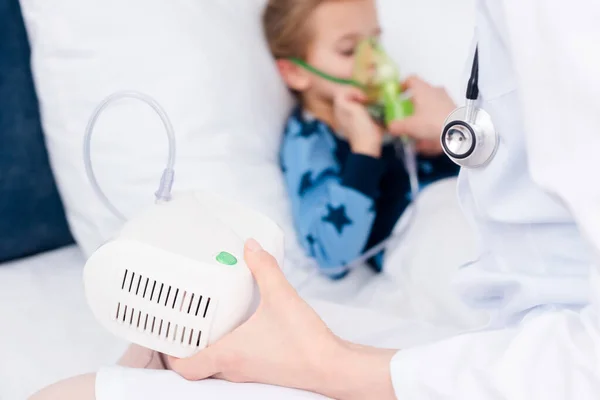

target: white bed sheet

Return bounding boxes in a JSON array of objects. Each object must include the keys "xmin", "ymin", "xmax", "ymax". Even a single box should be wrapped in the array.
[
  {"xmin": 0, "ymin": 178, "xmax": 486, "ymax": 399},
  {"xmin": 0, "ymin": 245, "xmax": 128, "ymax": 400}
]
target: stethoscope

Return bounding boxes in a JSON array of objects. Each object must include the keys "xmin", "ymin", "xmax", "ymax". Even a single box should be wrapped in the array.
[{"xmin": 441, "ymin": 48, "xmax": 499, "ymax": 168}]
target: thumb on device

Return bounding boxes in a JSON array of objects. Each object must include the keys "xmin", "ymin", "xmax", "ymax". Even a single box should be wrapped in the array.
[{"xmin": 243, "ymin": 239, "xmax": 290, "ymax": 300}]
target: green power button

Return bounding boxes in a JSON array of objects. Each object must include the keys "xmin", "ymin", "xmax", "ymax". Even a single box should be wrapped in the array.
[{"xmin": 216, "ymin": 251, "xmax": 237, "ymax": 266}]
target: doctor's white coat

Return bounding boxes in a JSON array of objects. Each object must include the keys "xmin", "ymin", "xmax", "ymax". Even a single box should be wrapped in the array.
[{"xmin": 391, "ymin": 0, "xmax": 600, "ymax": 398}]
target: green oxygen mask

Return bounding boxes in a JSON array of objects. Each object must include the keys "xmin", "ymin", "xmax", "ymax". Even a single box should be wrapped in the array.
[{"xmin": 289, "ymin": 37, "xmax": 414, "ymax": 126}]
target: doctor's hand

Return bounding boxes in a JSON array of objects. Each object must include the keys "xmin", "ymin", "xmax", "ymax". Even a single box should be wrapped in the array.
[
  {"xmin": 168, "ymin": 239, "xmax": 397, "ymax": 400},
  {"xmin": 388, "ymin": 75, "xmax": 456, "ymax": 156}
]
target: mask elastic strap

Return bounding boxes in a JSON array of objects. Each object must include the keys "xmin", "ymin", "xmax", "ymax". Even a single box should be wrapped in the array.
[{"xmin": 288, "ymin": 58, "xmax": 362, "ymax": 88}]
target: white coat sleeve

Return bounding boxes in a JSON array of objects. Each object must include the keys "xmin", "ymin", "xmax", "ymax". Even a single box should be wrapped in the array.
[{"xmin": 389, "ymin": 2, "xmax": 600, "ymax": 399}]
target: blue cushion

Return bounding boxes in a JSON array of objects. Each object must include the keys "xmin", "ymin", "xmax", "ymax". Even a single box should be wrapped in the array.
[{"xmin": 0, "ymin": 0, "xmax": 74, "ymax": 262}]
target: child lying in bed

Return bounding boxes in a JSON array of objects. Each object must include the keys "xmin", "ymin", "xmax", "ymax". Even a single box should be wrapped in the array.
[{"xmin": 263, "ymin": 0, "xmax": 459, "ymax": 278}]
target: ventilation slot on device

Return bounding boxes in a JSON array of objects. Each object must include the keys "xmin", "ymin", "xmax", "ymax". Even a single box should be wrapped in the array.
[
  {"xmin": 185, "ymin": 295, "xmax": 213, "ymax": 318},
  {"xmin": 150, "ymin": 281, "xmax": 157, "ymax": 301},
  {"xmin": 187, "ymin": 294, "xmax": 195, "ymax": 314},
  {"xmin": 135, "ymin": 275, "xmax": 142, "ymax": 295},
  {"xmin": 180, "ymin": 291, "xmax": 187, "ymax": 312},
  {"xmin": 164, "ymin": 286, "xmax": 171, "ymax": 306},
  {"xmin": 172, "ymin": 289, "xmax": 180, "ymax": 309},
  {"xmin": 203, "ymin": 298, "xmax": 211, "ymax": 318},
  {"xmin": 176, "ymin": 288, "xmax": 211, "ymax": 318},
  {"xmin": 119, "ymin": 270, "xmax": 213, "ymax": 318},
  {"xmin": 195, "ymin": 296, "xmax": 203, "ymax": 316},
  {"xmin": 114, "ymin": 302, "xmax": 204, "ymax": 348},
  {"xmin": 143, "ymin": 278, "xmax": 150, "ymax": 298},
  {"xmin": 121, "ymin": 269, "xmax": 129, "ymax": 290},
  {"xmin": 129, "ymin": 272, "xmax": 135, "ymax": 292},
  {"xmin": 172, "ymin": 324, "xmax": 178, "ymax": 342},
  {"xmin": 157, "ymin": 283, "xmax": 164, "ymax": 304}
]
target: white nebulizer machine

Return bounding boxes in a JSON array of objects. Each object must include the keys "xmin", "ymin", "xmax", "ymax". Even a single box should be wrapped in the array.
[
  {"xmin": 82, "ymin": 92, "xmax": 284, "ymax": 358},
  {"xmin": 82, "ymin": 90, "xmax": 417, "ymax": 356}
]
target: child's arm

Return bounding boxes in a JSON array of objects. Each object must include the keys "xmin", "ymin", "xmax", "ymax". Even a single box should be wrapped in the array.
[{"xmin": 281, "ymin": 119, "xmax": 385, "ymax": 277}]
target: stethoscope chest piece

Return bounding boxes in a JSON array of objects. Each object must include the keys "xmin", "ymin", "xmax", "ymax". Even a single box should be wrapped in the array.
[
  {"xmin": 441, "ymin": 46, "xmax": 499, "ymax": 168},
  {"xmin": 441, "ymin": 105, "xmax": 498, "ymax": 168}
]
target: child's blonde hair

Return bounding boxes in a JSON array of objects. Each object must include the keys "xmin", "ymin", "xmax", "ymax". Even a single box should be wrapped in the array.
[{"xmin": 262, "ymin": 0, "xmax": 329, "ymax": 59}]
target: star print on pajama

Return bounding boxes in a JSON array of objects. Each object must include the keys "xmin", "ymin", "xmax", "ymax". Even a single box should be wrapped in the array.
[
  {"xmin": 322, "ymin": 205, "xmax": 353, "ymax": 234},
  {"xmin": 280, "ymin": 106, "xmax": 460, "ymax": 278}
]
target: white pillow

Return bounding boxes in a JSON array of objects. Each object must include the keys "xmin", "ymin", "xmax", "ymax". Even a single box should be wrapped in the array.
[
  {"xmin": 19, "ymin": 0, "xmax": 298, "ymax": 257},
  {"xmin": 20, "ymin": 0, "xmax": 474, "ymax": 264}
]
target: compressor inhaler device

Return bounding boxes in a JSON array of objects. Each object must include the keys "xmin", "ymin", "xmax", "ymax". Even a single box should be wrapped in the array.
[
  {"xmin": 84, "ymin": 191, "xmax": 284, "ymax": 358},
  {"xmin": 82, "ymin": 92, "xmax": 284, "ymax": 358}
]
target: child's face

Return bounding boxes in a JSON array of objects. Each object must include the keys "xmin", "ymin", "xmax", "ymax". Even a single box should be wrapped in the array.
[{"xmin": 303, "ymin": 0, "xmax": 380, "ymax": 102}]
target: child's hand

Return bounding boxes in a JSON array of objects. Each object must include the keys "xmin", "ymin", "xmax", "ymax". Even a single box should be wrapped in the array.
[
  {"xmin": 333, "ymin": 87, "xmax": 384, "ymax": 158},
  {"xmin": 388, "ymin": 76, "xmax": 457, "ymax": 156}
]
